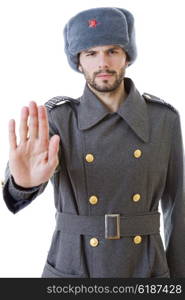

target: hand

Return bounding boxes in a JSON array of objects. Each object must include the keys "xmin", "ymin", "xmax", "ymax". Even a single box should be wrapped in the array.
[{"xmin": 8, "ymin": 101, "xmax": 60, "ymax": 188}]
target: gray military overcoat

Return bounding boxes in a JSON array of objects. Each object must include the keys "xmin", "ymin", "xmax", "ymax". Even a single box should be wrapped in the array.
[{"xmin": 2, "ymin": 77, "xmax": 185, "ymax": 278}]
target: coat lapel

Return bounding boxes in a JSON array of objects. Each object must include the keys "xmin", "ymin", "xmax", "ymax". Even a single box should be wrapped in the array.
[{"xmin": 78, "ymin": 77, "xmax": 149, "ymax": 143}]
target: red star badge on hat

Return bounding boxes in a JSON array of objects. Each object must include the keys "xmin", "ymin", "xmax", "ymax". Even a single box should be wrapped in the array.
[{"xmin": 88, "ymin": 19, "xmax": 99, "ymax": 28}]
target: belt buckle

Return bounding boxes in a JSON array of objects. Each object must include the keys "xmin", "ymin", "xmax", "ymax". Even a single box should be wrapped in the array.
[{"xmin": 105, "ymin": 214, "xmax": 120, "ymax": 240}]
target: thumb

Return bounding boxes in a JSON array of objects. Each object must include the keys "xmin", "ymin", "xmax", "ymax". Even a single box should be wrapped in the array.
[{"xmin": 48, "ymin": 135, "xmax": 60, "ymax": 168}]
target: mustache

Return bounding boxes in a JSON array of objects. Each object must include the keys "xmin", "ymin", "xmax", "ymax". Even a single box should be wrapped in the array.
[{"xmin": 94, "ymin": 70, "xmax": 116, "ymax": 76}]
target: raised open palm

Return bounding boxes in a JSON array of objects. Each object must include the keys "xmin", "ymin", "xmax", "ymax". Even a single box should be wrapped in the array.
[{"xmin": 8, "ymin": 101, "xmax": 60, "ymax": 188}]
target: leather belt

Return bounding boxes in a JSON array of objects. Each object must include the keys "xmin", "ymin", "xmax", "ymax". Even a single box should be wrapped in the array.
[{"xmin": 55, "ymin": 211, "xmax": 160, "ymax": 239}]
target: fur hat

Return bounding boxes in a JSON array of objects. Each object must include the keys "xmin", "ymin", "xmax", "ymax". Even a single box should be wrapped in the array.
[{"xmin": 63, "ymin": 7, "xmax": 137, "ymax": 72}]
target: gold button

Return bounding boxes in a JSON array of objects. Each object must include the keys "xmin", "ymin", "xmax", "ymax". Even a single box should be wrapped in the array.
[
  {"xmin": 89, "ymin": 195, "xmax": 98, "ymax": 205},
  {"xmin": 90, "ymin": 237, "xmax": 99, "ymax": 247},
  {"xmin": 134, "ymin": 149, "xmax": 142, "ymax": 158},
  {"xmin": 1, "ymin": 180, "xmax": 4, "ymax": 188},
  {"xmin": 133, "ymin": 235, "xmax": 142, "ymax": 244},
  {"xmin": 85, "ymin": 154, "xmax": 94, "ymax": 163},
  {"xmin": 132, "ymin": 194, "xmax": 141, "ymax": 202}
]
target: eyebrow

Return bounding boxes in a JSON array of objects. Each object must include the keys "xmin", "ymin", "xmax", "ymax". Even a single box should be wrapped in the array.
[{"xmin": 83, "ymin": 46, "xmax": 121, "ymax": 53}]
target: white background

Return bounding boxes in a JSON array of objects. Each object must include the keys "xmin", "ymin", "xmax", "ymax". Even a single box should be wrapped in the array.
[{"xmin": 0, "ymin": 0, "xmax": 185, "ymax": 277}]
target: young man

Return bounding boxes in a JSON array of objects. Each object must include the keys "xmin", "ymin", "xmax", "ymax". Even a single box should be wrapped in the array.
[{"xmin": 2, "ymin": 7, "xmax": 185, "ymax": 278}]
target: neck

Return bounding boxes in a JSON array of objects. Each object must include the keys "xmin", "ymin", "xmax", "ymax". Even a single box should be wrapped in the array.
[{"xmin": 88, "ymin": 80, "xmax": 127, "ymax": 112}]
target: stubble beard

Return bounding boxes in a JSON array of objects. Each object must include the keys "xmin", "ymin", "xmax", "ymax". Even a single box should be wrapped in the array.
[{"xmin": 81, "ymin": 67, "xmax": 126, "ymax": 93}]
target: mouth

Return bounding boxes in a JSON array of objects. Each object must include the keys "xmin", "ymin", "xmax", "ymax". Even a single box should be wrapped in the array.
[{"xmin": 96, "ymin": 73, "xmax": 113, "ymax": 78}]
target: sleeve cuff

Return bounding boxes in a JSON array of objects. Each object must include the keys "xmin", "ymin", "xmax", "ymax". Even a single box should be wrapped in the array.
[{"xmin": 8, "ymin": 175, "xmax": 41, "ymax": 199}]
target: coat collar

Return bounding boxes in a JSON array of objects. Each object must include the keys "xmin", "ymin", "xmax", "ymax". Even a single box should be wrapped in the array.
[{"xmin": 78, "ymin": 77, "xmax": 149, "ymax": 143}]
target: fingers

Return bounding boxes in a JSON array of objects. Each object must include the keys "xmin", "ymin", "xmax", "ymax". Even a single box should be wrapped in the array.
[
  {"xmin": 20, "ymin": 102, "xmax": 48, "ymax": 144},
  {"xmin": 28, "ymin": 101, "xmax": 39, "ymax": 140},
  {"xmin": 38, "ymin": 105, "xmax": 49, "ymax": 145},
  {"xmin": 9, "ymin": 119, "xmax": 17, "ymax": 150},
  {"xmin": 10, "ymin": 102, "xmax": 49, "ymax": 149},
  {"xmin": 19, "ymin": 106, "xmax": 29, "ymax": 142}
]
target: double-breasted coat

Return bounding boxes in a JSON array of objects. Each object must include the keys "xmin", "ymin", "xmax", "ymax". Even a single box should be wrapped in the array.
[{"xmin": 2, "ymin": 77, "xmax": 185, "ymax": 277}]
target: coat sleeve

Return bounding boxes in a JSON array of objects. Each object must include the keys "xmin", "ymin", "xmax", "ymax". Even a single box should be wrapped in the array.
[
  {"xmin": 161, "ymin": 112, "xmax": 185, "ymax": 277},
  {"xmin": 2, "ymin": 105, "xmax": 60, "ymax": 214}
]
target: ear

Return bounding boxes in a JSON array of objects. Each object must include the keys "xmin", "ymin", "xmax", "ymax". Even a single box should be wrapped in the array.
[
  {"xmin": 77, "ymin": 52, "xmax": 83, "ymax": 72},
  {"xmin": 78, "ymin": 64, "xmax": 83, "ymax": 72}
]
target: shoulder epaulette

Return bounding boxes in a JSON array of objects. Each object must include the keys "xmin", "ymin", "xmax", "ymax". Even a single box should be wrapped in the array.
[
  {"xmin": 45, "ymin": 96, "xmax": 79, "ymax": 111},
  {"xmin": 143, "ymin": 92, "xmax": 177, "ymax": 113}
]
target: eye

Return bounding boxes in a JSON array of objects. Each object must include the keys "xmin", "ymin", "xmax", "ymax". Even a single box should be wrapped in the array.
[
  {"xmin": 86, "ymin": 51, "xmax": 96, "ymax": 56},
  {"xmin": 109, "ymin": 49, "xmax": 118, "ymax": 54}
]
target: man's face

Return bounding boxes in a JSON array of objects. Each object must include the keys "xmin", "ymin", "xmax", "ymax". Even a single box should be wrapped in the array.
[{"xmin": 78, "ymin": 45, "xmax": 128, "ymax": 93}]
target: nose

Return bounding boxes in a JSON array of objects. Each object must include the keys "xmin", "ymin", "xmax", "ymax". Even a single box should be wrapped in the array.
[{"xmin": 98, "ymin": 53, "xmax": 110, "ymax": 69}]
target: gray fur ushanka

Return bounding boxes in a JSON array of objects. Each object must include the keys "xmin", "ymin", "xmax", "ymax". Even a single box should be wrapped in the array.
[{"xmin": 63, "ymin": 7, "xmax": 137, "ymax": 72}]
